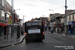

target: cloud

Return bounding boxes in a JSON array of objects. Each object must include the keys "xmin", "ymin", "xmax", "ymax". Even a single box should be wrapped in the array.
[{"xmin": 6, "ymin": 0, "xmax": 75, "ymax": 22}]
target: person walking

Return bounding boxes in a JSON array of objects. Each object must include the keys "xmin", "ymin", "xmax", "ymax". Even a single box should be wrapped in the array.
[
  {"xmin": 51, "ymin": 28, "xmax": 53, "ymax": 33},
  {"xmin": 57, "ymin": 29, "xmax": 59, "ymax": 34},
  {"xmin": 48, "ymin": 26, "xmax": 50, "ymax": 31}
]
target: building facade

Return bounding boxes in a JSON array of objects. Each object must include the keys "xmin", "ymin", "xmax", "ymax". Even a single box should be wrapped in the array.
[
  {"xmin": 67, "ymin": 11, "xmax": 75, "ymax": 34},
  {"xmin": 14, "ymin": 10, "xmax": 19, "ymax": 24},
  {"xmin": 0, "ymin": 0, "xmax": 7, "ymax": 37},
  {"xmin": 0, "ymin": 0, "xmax": 19, "ymax": 38}
]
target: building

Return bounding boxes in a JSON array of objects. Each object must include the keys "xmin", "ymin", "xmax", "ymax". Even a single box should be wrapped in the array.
[
  {"xmin": 67, "ymin": 11, "xmax": 75, "ymax": 34},
  {"xmin": 0, "ymin": 0, "xmax": 19, "ymax": 38},
  {"xmin": 29, "ymin": 17, "xmax": 48, "ymax": 26},
  {"xmin": 55, "ymin": 14, "xmax": 65, "ymax": 33},
  {"xmin": 49, "ymin": 13, "xmax": 65, "ymax": 32},
  {"xmin": 49, "ymin": 10, "xmax": 75, "ymax": 33},
  {"xmin": 49, "ymin": 13, "xmax": 59, "ymax": 32},
  {"xmin": 14, "ymin": 10, "xmax": 19, "ymax": 24},
  {"xmin": 0, "ymin": 0, "xmax": 7, "ymax": 37},
  {"xmin": 40, "ymin": 17, "xmax": 48, "ymax": 26}
]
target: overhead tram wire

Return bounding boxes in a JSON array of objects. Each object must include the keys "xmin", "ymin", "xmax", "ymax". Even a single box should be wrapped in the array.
[
  {"xmin": 25, "ymin": 0, "xmax": 66, "ymax": 15},
  {"xmin": 41, "ymin": 0, "xmax": 64, "ymax": 7}
]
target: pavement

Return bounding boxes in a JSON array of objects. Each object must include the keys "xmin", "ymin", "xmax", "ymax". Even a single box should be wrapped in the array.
[
  {"xmin": 46, "ymin": 30, "xmax": 75, "ymax": 39},
  {"xmin": 0, "ymin": 34, "xmax": 25, "ymax": 48}
]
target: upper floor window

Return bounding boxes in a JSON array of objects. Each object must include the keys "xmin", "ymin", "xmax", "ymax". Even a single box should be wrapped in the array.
[
  {"xmin": 6, "ymin": 14, "xmax": 9, "ymax": 20},
  {"xmin": 67, "ymin": 16, "xmax": 69, "ymax": 21},
  {"xmin": 1, "ymin": 10, "xmax": 5, "ymax": 20},
  {"xmin": 74, "ymin": 14, "xmax": 75, "ymax": 20},
  {"xmin": 2, "ymin": 0, "xmax": 4, "ymax": 6},
  {"xmin": 69, "ymin": 15, "xmax": 71, "ymax": 21},
  {"xmin": 73, "ymin": 14, "xmax": 74, "ymax": 20}
]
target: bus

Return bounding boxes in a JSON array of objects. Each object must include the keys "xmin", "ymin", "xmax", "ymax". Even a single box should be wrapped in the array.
[{"xmin": 25, "ymin": 21, "xmax": 45, "ymax": 42}]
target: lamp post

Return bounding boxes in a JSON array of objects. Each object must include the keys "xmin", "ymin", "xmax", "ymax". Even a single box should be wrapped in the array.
[
  {"xmin": 23, "ymin": 15, "xmax": 26, "ymax": 23},
  {"xmin": 65, "ymin": 0, "xmax": 68, "ymax": 36},
  {"xmin": 11, "ymin": 0, "xmax": 14, "ymax": 24},
  {"xmin": 11, "ymin": 0, "xmax": 14, "ymax": 37}
]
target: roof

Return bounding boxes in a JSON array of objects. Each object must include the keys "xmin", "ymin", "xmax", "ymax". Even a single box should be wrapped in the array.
[
  {"xmin": 56, "ymin": 14, "xmax": 65, "ymax": 18},
  {"xmin": 68, "ymin": 11, "xmax": 75, "ymax": 15}
]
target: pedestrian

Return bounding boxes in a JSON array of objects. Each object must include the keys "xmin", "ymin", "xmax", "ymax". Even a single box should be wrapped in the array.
[
  {"xmin": 57, "ymin": 29, "xmax": 59, "ymax": 33},
  {"xmin": 48, "ymin": 26, "xmax": 50, "ymax": 31},
  {"xmin": 51, "ymin": 28, "xmax": 53, "ymax": 33}
]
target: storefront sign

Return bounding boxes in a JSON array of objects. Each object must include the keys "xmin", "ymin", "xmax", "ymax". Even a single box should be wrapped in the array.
[
  {"xmin": 68, "ymin": 21, "xmax": 75, "ymax": 25},
  {"xmin": 9, "ymin": 15, "xmax": 12, "ymax": 24},
  {"xmin": 72, "ymin": 21, "xmax": 75, "ymax": 24},
  {"xmin": 68, "ymin": 21, "xmax": 72, "ymax": 25}
]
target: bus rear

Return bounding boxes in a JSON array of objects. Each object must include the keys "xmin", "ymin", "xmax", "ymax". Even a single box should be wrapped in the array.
[{"xmin": 25, "ymin": 22, "xmax": 44, "ymax": 42}]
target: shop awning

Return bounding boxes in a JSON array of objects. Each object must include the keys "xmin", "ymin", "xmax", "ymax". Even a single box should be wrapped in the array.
[{"xmin": 0, "ymin": 23, "xmax": 7, "ymax": 26}]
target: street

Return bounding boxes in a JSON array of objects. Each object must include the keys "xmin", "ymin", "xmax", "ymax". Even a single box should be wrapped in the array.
[{"xmin": 0, "ymin": 31, "xmax": 75, "ymax": 50}]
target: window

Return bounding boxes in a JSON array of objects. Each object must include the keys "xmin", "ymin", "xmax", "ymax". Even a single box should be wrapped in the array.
[
  {"xmin": 32, "ymin": 23, "xmax": 38, "ymax": 25},
  {"xmin": 73, "ymin": 14, "xmax": 74, "ymax": 20},
  {"xmin": 74, "ymin": 14, "xmax": 75, "ymax": 20},
  {"xmin": 6, "ymin": 14, "xmax": 9, "ymax": 20},
  {"xmin": 69, "ymin": 15, "xmax": 71, "ymax": 21},
  {"xmin": 26, "ymin": 23, "xmax": 31, "ymax": 26},
  {"xmin": 1, "ymin": 10, "xmax": 5, "ymax": 20},
  {"xmin": 67, "ymin": 16, "xmax": 69, "ymax": 21},
  {"xmin": 2, "ymin": 0, "xmax": 4, "ymax": 6}
]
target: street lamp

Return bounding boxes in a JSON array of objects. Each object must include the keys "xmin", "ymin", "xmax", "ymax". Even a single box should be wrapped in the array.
[
  {"xmin": 65, "ymin": 0, "xmax": 68, "ymax": 36},
  {"xmin": 11, "ymin": 0, "xmax": 14, "ymax": 37},
  {"xmin": 23, "ymin": 15, "xmax": 26, "ymax": 23},
  {"xmin": 11, "ymin": 0, "xmax": 14, "ymax": 24}
]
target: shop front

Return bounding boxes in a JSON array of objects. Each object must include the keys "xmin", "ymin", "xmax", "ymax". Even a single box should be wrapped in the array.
[
  {"xmin": 68, "ymin": 21, "xmax": 75, "ymax": 34},
  {"xmin": 0, "ymin": 23, "xmax": 7, "ymax": 37}
]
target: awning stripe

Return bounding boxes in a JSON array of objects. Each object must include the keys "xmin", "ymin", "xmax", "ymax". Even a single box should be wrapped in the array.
[{"xmin": 0, "ymin": 23, "xmax": 7, "ymax": 26}]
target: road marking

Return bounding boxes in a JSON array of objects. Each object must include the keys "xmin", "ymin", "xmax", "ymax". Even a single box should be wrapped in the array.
[{"xmin": 62, "ymin": 36, "xmax": 75, "ymax": 40}]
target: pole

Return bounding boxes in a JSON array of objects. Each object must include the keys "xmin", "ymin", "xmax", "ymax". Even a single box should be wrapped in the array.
[
  {"xmin": 23, "ymin": 15, "xmax": 24, "ymax": 23},
  {"xmin": 11, "ymin": 0, "xmax": 14, "ymax": 37},
  {"xmin": 11, "ymin": 0, "xmax": 14, "ymax": 24},
  {"xmin": 65, "ymin": 0, "xmax": 67, "ymax": 36}
]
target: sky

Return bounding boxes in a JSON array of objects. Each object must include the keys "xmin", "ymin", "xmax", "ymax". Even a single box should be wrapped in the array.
[{"xmin": 6, "ymin": 0, "xmax": 75, "ymax": 22}]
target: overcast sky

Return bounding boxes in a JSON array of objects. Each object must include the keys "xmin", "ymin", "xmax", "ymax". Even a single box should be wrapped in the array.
[{"xmin": 6, "ymin": 0, "xmax": 75, "ymax": 22}]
